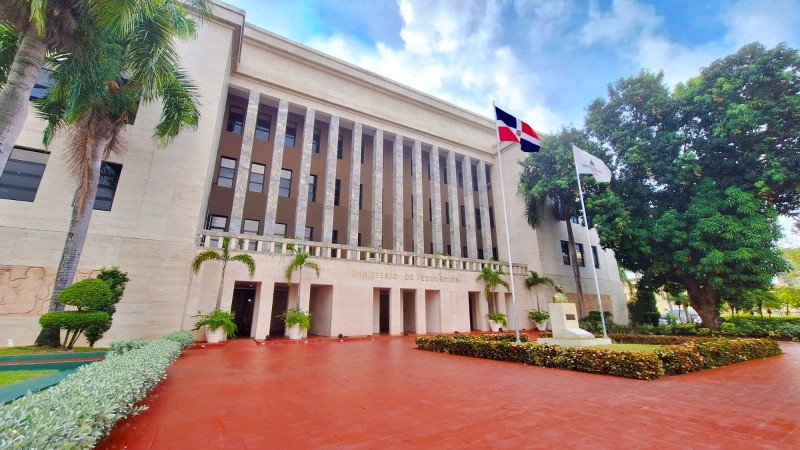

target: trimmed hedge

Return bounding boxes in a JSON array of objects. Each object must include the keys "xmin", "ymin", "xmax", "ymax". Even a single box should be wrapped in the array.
[
  {"xmin": 0, "ymin": 332, "xmax": 192, "ymax": 449},
  {"xmin": 611, "ymin": 334, "xmax": 713, "ymax": 345},
  {"xmin": 416, "ymin": 335, "xmax": 782, "ymax": 380},
  {"xmin": 720, "ymin": 316, "xmax": 800, "ymax": 340},
  {"xmin": 453, "ymin": 333, "xmax": 529, "ymax": 343}
]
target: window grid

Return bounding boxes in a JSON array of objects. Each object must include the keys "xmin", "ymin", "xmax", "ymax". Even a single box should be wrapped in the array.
[
  {"xmin": 285, "ymin": 121, "xmax": 297, "ymax": 148},
  {"xmin": 279, "ymin": 169, "xmax": 292, "ymax": 198},
  {"xmin": 94, "ymin": 162, "xmax": 122, "ymax": 211},
  {"xmin": 255, "ymin": 113, "xmax": 270, "ymax": 141},
  {"xmin": 308, "ymin": 174, "xmax": 317, "ymax": 202},
  {"xmin": 0, "ymin": 147, "xmax": 49, "ymax": 202},
  {"xmin": 312, "ymin": 128, "xmax": 321, "ymax": 153},
  {"xmin": 217, "ymin": 157, "xmax": 236, "ymax": 188},
  {"xmin": 334, "ymin": 179, "xmax": 341, "ymax": 206},
  {"xmin": 249, "ymin": 163, "xmax": 265, "ymax": 193},
  {"xmin": 226, "ymin": 106, "xmax": 244, "ymax": 134}
]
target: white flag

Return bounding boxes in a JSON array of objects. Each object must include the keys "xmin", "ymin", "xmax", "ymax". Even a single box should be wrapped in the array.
[{"xmin": 572, "ymin": 144, "xmax": 611, "ymax": 183}]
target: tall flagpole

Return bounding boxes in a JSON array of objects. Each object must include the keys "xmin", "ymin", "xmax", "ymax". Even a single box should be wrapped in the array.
[
  {"xmin": 492, "ymin": 101, "xmax": 521, "ymax": 344},
  {"xmin": 574, "ymin": 161, "xmax": 609, "ymax": 339}
]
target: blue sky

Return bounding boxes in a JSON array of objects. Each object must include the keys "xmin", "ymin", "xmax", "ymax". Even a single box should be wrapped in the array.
[{"xmin": 222, "ymin": 0, "xmax": 800, "ymax": 246}]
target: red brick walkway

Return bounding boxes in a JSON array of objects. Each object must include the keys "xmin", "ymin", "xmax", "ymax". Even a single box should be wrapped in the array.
[{"xmin": 97, "ymin": 338, "xmax": 800, "ymax": 449}]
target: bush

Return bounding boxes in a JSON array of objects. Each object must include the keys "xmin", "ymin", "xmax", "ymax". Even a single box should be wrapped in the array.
[
  {"xmin": 452, "ymin": 333, "xmax": 529, "ymax": 343},
  {"xmin": 527, "ymin": 310, "xmax": 550, "ymax": 323},
  {"xmin": 719, "ymin": 316, "xmax": 800, "ymax": 340},
  {"xmin": 279, "ymin": 308, "xmax": 311, "ymax": 330},
  {"xmin": 86, "ymin": 267, "xmax": 130, "ymax": 346},
  {"xmin": 109, "ymin": 339, "xmax": 149, "ymax": 355},
  {"xmin": 0, "ymin": 334, "xmax": 185, "ymax": 449},
  {"xmin": 162, "ymin": 331, "xmax": 194, "ymax": 349},
  {"xmin": 58, "ymin": 278, "xmax": 113, "ymax": 311},
  {"xmin": 486, "ymin": 312, "xmax": 507, "ymax": 327},
  {"xmin": 193, "ymin": 309, "xmax": 237, "ymax": 336},
  {"xmin": 629, "ymin": 289, "xmax": 660, "ymax": 326},
  {"xmin": 416, "ymin": 335, "xmax": 782, "ymax": 380},
  {"xmin": 39, "ymin": 311, "xmax": 112, "ymax": 349}
]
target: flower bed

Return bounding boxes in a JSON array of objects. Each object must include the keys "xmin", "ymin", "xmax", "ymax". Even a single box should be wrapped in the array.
[
  {"xmin": 416, "ymin": 334, "xmax": 782, "ymax": 380},
  {"xmin": 0, "ymin": 331, "xmax": 192, "ymax": 449}
]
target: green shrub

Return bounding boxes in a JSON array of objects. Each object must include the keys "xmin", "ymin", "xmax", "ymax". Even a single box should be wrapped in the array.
[
  {"xmin": 655, "ymin": 345, "xmax": 705, "ymax": 375},
  {"xmin": 0, "ymin": 335, "xmax": 184, "ymax": 448},
  {"xmin": 527, "ymin": 310, "xmax": 550, "ymax": 322},
  {"xmin": 279, "ymin": 308, "xmax": 311, "ymax": 330},
  {"xmin": 629, "ymin": 289, "xmax": 660, "ymax": 326},
  {"xmin": 58, "ymin": 278, "xmax": 113, "ymax": 311},
  {"xmin": 612, "ymin": 334, "xmax": 710, "ymax": 345},
  {"xmin": 193, "ymin": 309, "xmax": 237, "ymax": 336},
  {"xmin": 486, "ymin": 312, "xmax": 507, "ymax": 327},
  {"xmin": 109, "ymin": 339, "xmax": 148, "ymax": 355},
  {"xmin": 39, "ymin": 311, "xmax": 111, "ymax": 350},
  {"xmin": 452, "ymin": 333, "xmax": 529, "ymax": 343},
  {"xmin": 162, "ymin": 331, "xmax": 194, "ymax": 349},
  {"xmin": 86, "ymin": 267, "xmax": 130, "ymax": 346},
  {"xmin": 719, "ymin": 316, "xmax": 800, "ymax": 340}
]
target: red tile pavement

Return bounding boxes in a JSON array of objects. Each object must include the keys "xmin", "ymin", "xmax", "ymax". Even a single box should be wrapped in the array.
[{"xmin": 97, "ymin": 337, "xmax": 800, "ymax": 449}]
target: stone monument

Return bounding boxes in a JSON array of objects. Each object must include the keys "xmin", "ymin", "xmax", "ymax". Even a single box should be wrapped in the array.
[{"xmin": 538, "ymin": 286, "xmax": 612, "ymax": 347}]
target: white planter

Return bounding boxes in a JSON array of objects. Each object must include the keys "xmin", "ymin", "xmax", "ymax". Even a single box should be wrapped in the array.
[
  {"xmin": 287, "ymin": 324, "xmax": 301, "ymax": 340},
  {"xmin": 488, "ymin": 320, "xmax": 504, "ymax": 332},
  {"xmin": 535, "ymin": 320, "xmax": 549, "ymax": 331},
  {"xmin": 205, "ymin": 326, "xmax": 226, "ymax": 344},
  {"xmin": 300, "ymin": 328, "xmax": 308, "ymax": 339}
]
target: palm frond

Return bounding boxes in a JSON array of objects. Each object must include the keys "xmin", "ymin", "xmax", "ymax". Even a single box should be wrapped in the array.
[
  {"xmin": 305, "ymin": 260, "xmax": 321, "ymax": 279},
  {"xmin": 525, "ymin": 270, "xmax": 554, "ymax": 289},
  {"xmin": 153, "ymin": 67, "xmax": 200, "ymax": 147},
  {"xmin": 231, "ymin": 254, "xmax": 256, "ymax": 278},
  {"xmin": 191, "ymin": 249, "xmax": 222, "ymax": 274},
  {"xmin": 0, "ymin": 24, "xmax": 20, "ymax": 87}
]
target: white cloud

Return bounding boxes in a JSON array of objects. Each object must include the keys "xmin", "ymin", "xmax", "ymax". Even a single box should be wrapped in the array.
[
  {"xmin": 722, "ymin": 0, "xmax": 800, "ymax": 49},
  {"xmin": 580, "ymin": 0, "xmax": 661, "ymax": 46},
  {"xmin": 307, "ymin": 0, "xmax": 562, "ymax": 133}
]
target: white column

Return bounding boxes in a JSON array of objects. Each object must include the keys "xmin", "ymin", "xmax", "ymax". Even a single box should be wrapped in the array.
[
  {"xmin": 321, "ymin": 116, "xmax": 340, "ymax": 243},
  {"xmin": 229, "ymin": 90, "xmax": 260, "ymax": 234},
  {"xmin": 415, "ymin": 288, "xmax": 426, "ymax": 334},
  {"xmin": 347, "ymin": 122, "xmax": 363, "ymax": 247},
  {"xmin": 477, "ymin": 160, "xmax": 493, "ymax": 258},
  {"xmin": 252, "ymin": 281, "xmax": 275, "ymax": 339},
  {"xmin": 462, "ymin": 156, "xmax": 478, "ymax": 259},
  {"xmin": 412, "ymin": 140, "xmax": 424, "ymax": 254},
  {"xmin": 430, "ymin": 146, "xmax": 443, "ymax": 254},
  {"xmin": 392, "ymin": 134, "xmax": 404, "ymax": 251},
  {"xmin": 371, "ymin": 129, "xmax": 384, "ymax": 247},
  {"xmin": 446, "ymin": 150, "xmax": 461, "ymax": 256},
  {"xmin": 263, "ymin": 99, "xmax": 289, "ymax": 236},
  {"xmin": 294, "ymin": 106, "xmax": 316, "ymax": 239},
  {"xmin": 389, "ymin": 288, "xmax": 402, "ymax": 335}
]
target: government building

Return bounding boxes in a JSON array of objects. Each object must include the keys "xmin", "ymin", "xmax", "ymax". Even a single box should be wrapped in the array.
[{"xmin": 0, "ymin": 2, "xmax": 627, "ymax": 345}]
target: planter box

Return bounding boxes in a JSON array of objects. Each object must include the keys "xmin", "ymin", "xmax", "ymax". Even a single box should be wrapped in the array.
[
  {"xmin": 287, "ymin": 324, "xmax": 301, "ymax": 340},
  {"xmin": 205, "ymin": 326, "xmax": 226, "ymax": 344},
  {"xmin": 488, "ymin": 320, "xmax": 504, "ymax": 332}
]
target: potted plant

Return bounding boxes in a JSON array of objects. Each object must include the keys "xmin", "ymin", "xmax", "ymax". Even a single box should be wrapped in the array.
[
  {"xmin": 486, "ymin": 312, "xmax": 507, "ymax": 332},
  {"xmin": 281, "ymin": 308, "xmax": 311, "ymax": 340},
  {"xmin": 193, "ymin": 309, "xmax": 237, "ymax": 343},
  {"xmin": 528, "ymin": 309, "xmax": 550, "ymax": 331}
]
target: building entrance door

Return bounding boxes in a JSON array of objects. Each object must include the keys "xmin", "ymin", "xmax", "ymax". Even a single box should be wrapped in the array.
[
  {"xmin": 230, "ymin": 286, "xmax": 256, "ymax": 338},
  {"xmin": 270, "ymin": 287, "xmax": 289, "ymax": 336},
  {"xmin": 379, "ymin": 290, "xmax": 390, "ymax": 333}
]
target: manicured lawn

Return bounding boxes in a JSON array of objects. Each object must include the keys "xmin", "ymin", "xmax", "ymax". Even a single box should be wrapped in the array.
[
  {"xmin": 0, "ymin": 370, "xmax": 58, "ymax": 387},
  {"xmin": 0, "ymin": 346, "xmax": 107, "ymax": 357}
]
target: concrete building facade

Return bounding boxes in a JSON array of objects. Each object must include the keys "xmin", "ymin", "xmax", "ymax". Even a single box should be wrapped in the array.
[{"xmin": 0, "ymin": 2, "xmax": 627, "ymax": 345}]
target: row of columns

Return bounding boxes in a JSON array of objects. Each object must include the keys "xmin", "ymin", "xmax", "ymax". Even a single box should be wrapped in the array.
[{"xmin": 227, "ymin": 92, "xmax": 494, "ymax": 258}]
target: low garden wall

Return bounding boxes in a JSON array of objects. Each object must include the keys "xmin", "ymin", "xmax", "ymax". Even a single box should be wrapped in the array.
[
  {"xmin": 416, "ymin": 334, "xmax": 782, "ymax": 381},
  {"xmin": 0, "ymin": 331, "xmax": 193, "ymax": 449}
]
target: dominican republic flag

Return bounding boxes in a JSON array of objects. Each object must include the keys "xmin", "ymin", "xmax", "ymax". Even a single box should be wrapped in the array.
[{"xmin": 494, "ymin": 106, "xmax": 541, "ymax": 152}]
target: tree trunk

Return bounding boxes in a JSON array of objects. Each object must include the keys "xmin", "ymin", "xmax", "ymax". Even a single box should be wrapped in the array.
[
  {"xmin": 683, "ymin": 277, "xmax": 722, "ymax": 330},
  {"xmin": 0, "ymin": 26, "xmax": 47, "ymax": 175},
  {"xmin": 216, "ymin": 259, "xmax": 227, "ymax": 310},
  {"xmin": 35, "ymin": 114, "xmax": 112, "ymax": 347},
  {"xmin": 565, "ymin": 219, "xmax": 585, "ymax": 318}
]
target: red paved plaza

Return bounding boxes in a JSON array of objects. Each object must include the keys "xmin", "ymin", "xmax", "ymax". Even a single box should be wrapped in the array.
[{"xmin": 98, "ymin": 337, "xmax": 800, "ymax": 449}]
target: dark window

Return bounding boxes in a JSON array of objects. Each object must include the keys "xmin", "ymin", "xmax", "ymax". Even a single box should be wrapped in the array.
[
  {"xmin": 217, "ymin": 157, "xmax": 236, "ymax": 188},
  {"xmin": 489, "ymin": 207, "xmax": 495, "ymax": 229},
  {"xmin": 0, "ymin": 147, "xmax": 48, "ymax": 202},
  {"xmin": 411, "ymin": 195, "xmax": 414, "ymax": 217},
  {"xmin": 29, "ymin": 68, "xmax": 54, "ymax": 101},
  {"xmin": 361, "ymin": 140, "xmax": 366, "ymax": 164},
  {"xmin": 442, "ymin": 157, "xmax": 448, "ymax": 184},
  {"xmin": 243, "ymin": 219, "xmax": 259, "ymax": 234},
  {"xmin": 445, "ymin": 202, "xmax": 450, "ymax": 224},
  {"xmin": 226, "ymin": 105, "xmax": 245, "ymax": 134},
  {"xmin": 255, "ymin": 112, "xmax": 271, "ymax": 141},
  {"xmin": 359, "ymin": 184, "xmax": 363, "ymax": 209},
  {"xmin": 486, "ymin": 165, "xmax": 492, "ymax": 190},
  {"xmin": 561, "ymin": 241, "xmax": 571, "ymax": 266},
  {"xmin": 592, "ymin": 246, "xmax": 600, "ymax": 269},
  {"xmin": 305, "ymin": 226, "xmax": 313, "ymax": 241},
  {"xmin": 337, "ymin": 135, "xmax": 343, "ymax": 159},
  {"xmin": 478, "ymin": 248, "xmax": 484, "ymax": 259},
  {"xmin": 492, "ymin": 247, "xmax": 498, "ymax": 260},
  {"xmin": 463, "ymin": 246, "xmax": 468, "ymax": 257},
  {"xmin": 357, "ymin": 233, "xmax": 362, "ymax": 247},
  {"xmin": 308, "ymin": 174, "xmax": 317, "ymax": 202},
  {"xmin": 285, "ymin": 121, "xmax": 297, "ymax": 148},
  {"xmin": 460, "ymin": 205, "xmax": 465, "ymax": 227},
  {"xmin": 447, "ymin": 244, "xmax": 452, "ymax": 256},
  {"xmin": 332, "ymin": 229, "xmax": 339, "ymax": 244},
  {"xmin": 279, "ymin": 169, "xmax": 292, "ymax": 198},
  {"xmin": 334, "ymin": 179, "xmax": 341, "ymax": 206},
  {"xmin": 576, "ymin": 243, "xmax": 586, "ymax": 267},
  {"xmin": 476, "ymin": 208, "xmax": 481, "ymax": 230},
  {"xmin": 456, "ymin": 165, "xmax": 463, "ymax": 188},
  {"xmin": 274, "ymin": 223, "xmax": 287, "ymax": 237},
  {"xmin": 428, "ymin": 199, "xmax": 432, "ymax": 220},
  {"xmin": 207, "ymin": 215, "xmax": 227, "ymax": 231},
  {"xmin": 249, "ymin": 163, "xmax": 265, "ymax": 193},
  {"xmin": 471, "ymin": 165, "xmax": 478, "ymax": 191},
  {"xmin": 312, "ymin": 128, "xmax": 320, "ymax": 153},
  {"xmin": 94, "ymin": 162, "xmax": 122, "ymax": 211}
]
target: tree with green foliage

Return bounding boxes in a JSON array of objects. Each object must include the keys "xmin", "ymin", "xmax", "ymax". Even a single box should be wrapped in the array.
[
  {"xmin": 782, "ymin": 247, "xmax": 800, "ymax": 287},
  {"xmin": 585, "ymin": 45, "xmax": 796, "ymax": 329},
  {"xmin": 773, "ymin": 286, "xmax": 800, "ymax": 315},
  {"xmin": 524, "ymin": 270, "xmax": 554, "ymax": 311},
  {"xmin": 32, "ymin": 0, "xmax": 212, "ymax": 347},
  {"xmin": 192, "ymin": 237, "xmax": 256, "ymax": 310},
  {"xmin": 38, "ymin": 278, "xmax": 113, "ymax": 349},
  {"xmin": 476, "ymin": 265, "xmax": 510, "ymax": 308},
  {"xmin": 84, "ymin": 266, "xmax": 129, "ymax": 346},
  {"xmin": 284, "ymin": 246, "xmax": 321, "ymax": 286},
  {"xmin": 519, "ymin": 128, "xmax": 608, "ymax": 318},
  {"xmin": 629, "ymin": 289, "xmax": 660, "ymax": 326}
]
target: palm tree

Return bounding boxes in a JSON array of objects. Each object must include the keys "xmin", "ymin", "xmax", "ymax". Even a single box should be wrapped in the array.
[
  {"xmin": 476, "ymin": 265, "xmax": 510, "ymax": 310},
  {"xmin": 33, "ymin": 0, "xmax": 212, "ymax": 347},
  {"xmin": 192, "ymin": 237, "xmax": 256, "ymax": 310},
  {"xmin": 524, "ymin": 270, "xmax": 554, "ymax": 311},
  {"xmin": 285, "ymin": 246, "xmax": 321, "ymax": 285}
]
